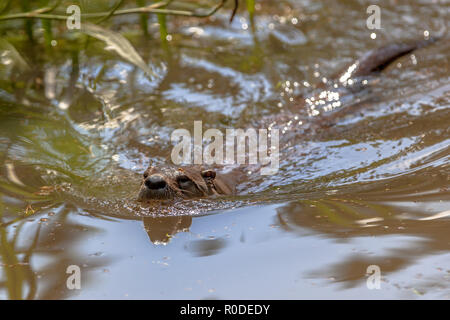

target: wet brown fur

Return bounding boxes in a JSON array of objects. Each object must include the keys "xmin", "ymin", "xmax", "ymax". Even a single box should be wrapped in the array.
[{"xmin": 137, "ymin": 165, "xmax": 235, "ymax": 201}]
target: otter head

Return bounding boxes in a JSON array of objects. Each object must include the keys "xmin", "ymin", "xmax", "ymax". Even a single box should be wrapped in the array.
[{"xmin": 137, "ymin": 165, "xmax": 234, "ymax": 202}]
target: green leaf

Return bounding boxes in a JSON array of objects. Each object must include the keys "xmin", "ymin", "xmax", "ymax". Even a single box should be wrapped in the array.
[{"xmin": 79, "ymin": 22, "xmax": 156, "ymax": 77}]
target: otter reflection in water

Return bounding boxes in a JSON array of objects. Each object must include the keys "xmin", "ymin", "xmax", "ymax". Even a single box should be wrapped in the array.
[{"xmin": 143, "ymin": 215, "xmax": 192, "ymax": 244}]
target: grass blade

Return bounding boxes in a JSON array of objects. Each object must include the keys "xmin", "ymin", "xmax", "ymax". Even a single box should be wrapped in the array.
[{"xmin": 80, "ymin": 22, "xmax": 156, "ymax": 77}]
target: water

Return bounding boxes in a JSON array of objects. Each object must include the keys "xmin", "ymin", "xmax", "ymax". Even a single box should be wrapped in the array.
[{"xmin": 0, "ymin": 0, "xmax": 449, "ymax": 299}]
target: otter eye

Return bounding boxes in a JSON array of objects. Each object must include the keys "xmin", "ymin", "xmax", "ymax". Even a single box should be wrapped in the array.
[
  {"xmin": 143, "ymin": 173, "xmax": 148, "ymax": 179},
  {"xmin": 201, "ymin": 170, "xmax": 216, "ymax": 179}
]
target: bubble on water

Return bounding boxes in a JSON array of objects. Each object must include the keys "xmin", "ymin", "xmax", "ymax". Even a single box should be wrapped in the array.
[
  {"xmin": 187, "ymin": 27, "xmax": 204, "ymax": 37},
  {"xmin": 58, "ymin": 101, "xmax": 69, "ymax": 110}
]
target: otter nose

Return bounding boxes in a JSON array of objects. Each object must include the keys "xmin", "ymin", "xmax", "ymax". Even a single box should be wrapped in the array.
[{"xmin": 145, "ymin": 175, "xmax": 167, "ymax": 190}]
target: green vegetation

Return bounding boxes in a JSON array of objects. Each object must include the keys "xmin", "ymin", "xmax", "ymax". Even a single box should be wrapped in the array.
[{"xmin": 0, "ymin": 0, "xmax": 257, "ymax": 79}]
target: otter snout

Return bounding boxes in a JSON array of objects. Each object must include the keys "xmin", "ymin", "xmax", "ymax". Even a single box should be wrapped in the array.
[
  {"xmin": 138, "ymin": 173, "xmax": 172, "ymax": 201},
  {"xmin": 145, "ymin": 175, "xmax": 167, "ymax": 190}
]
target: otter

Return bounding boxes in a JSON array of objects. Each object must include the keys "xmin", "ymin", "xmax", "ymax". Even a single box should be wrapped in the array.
[
  {"xmin": 137, "ymin": 164, "xmax": 236, "ymax": 201},
  {"xmin": 138, "ymin": 38, "xmax": 437, "ymax": 201}
]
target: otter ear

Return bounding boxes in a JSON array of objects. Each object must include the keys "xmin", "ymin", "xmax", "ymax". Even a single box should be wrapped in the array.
[{"xmin": 201, "ymin": 169, "xmax": 216, "ymax": 179}]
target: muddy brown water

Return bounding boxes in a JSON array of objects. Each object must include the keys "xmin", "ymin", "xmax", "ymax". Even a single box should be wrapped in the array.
[{"xmin": 0, "ymin": 1, "xmax": 449, "ymax": 299}]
